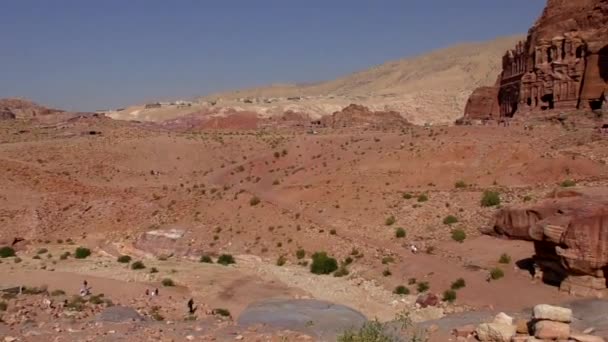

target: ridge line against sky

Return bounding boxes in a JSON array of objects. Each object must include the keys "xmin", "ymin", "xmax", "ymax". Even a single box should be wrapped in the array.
[{"xmin": 0, "ymin": 0, "xmax": 545, "ymax": 111}]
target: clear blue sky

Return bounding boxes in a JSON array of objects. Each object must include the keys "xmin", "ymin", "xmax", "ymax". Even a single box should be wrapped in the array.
[{"xmin": 0, "ymin": 0, "xmax": 545, "ymax": 111}]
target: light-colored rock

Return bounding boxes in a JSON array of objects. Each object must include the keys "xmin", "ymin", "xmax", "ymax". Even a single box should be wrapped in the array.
[
  {"xmin": 533, "ymin": 304, "xmax": 572, "ymax": 323},
  {"xmin": 493, "ymin": 312, "xmax": 514, "ymax": 325},
  {"xmin": 475, "ymin": 323, "xmax": 516, "ymax": 342},
  {"xmin": 453, "ymin": 324, "xmax": 475, "ymax": 338},
  {"xmin": 515, "ymin": 318, "xmax": 529, "ymax": 334},
  {"xmin": 4, "ymin": 337, "xmax": 17, "ymax": 342},
  {"xmin": 570, "ymin": 333, "xmax": 606, "ymax": 342},
  {"xmin": 534, "ymin": 320, "xmax": 570, "ymax": 339}
]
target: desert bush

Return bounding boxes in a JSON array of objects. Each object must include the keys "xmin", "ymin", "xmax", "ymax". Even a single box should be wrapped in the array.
[
  {"xmin": 382, "ymin": 269, "xmax": 392, "ymax": 277},
  {"xmin": 481, "ymin": 191, "xmax": 501, "ymax": 207},
  {"xmin": 65, "ymin": 296, "xmax": 86, "ymax": 311},
  {"xmin": 249, "ymin": 196, "xmax": 261, "ymax": 206},
  {"xmin": 200, "ymin": 255, "xmax": 213, "ymax": 263},
  {"xmin": 395, "ymin": 227, "xmax": 406, "ymax": 238},
  {"xmin": 212, "ymin": 308, "xmax": 231, "ymax": 317},
  {"xmin": 51, "ymin": 289, "xmax": 66, "ymax": 296},
  {"xmin": 117, "ymin": 255, "xmax": 132, "ymax": 263},
  {"xmin": 150, "ymin": 267, "xmax": 159, "ymax": 273},
  {"xmin": 490, "ymin": 267, "xmax": 504, "ymax": 280},
  {"xmin": 13, "ymin": 257, "xmax": 22, "ymax": 263},
  {"xmin": 37, "ymin": 248, "xmax": 48, "ymax": 254},
  {"xmin": 74, "ymin": 247, "xmax": 91, "ymax": 259},
  {"xmin": 451, "ymin": 278, "xmax": 466, "ymax": 290},
  {"xmin": 338, "ymin": 320, "xmax": 391, "ymax": 342},
  {"xmin": 217, "ymin": 254, "xmax": 236, "ymax": 266},
  {"xmin": 408, "ymin": 278, "xmax": 417, "ymax": 285},
  {"xmin": 417, "ymin": 281, "xmax": 430, "ymax": 293},
  {"xmin": 333, "ymin": 265, "xmax": 349, "ymax": 277},
  {"xmin": 523, "ymin": 195, "xmax": 532, "ymax": 202},
  {"xmin": 0, "ymin": 301, "xmax": 7, "ymax": 311},
  {"xmin": 0, "ymin": 247, "xmax": 15, "ymax": 258},
  {"xmin": 561, "ymin": 179, "xmax": 576, "ymax": 187},
  {"xmin": 381, "ymin": 256, "xmax": 395, "ymax": 265},
  {"xmin": 498, "ymin": 253, "xmax": 511, "ymax": 264},
  {"xmin": 403, "ymin": 193, "xmax": 413, "ymax": 200},
  {"xmin": 32, "ymin": 255, "xmax": 41, "ymax": 260},
  {"xmin": 131, "ymin": 261, "xmax": 146, "ymax": 270},
  {"xmin": 310, "ymin": 252, "xmax": 338, "ymax": 275},
  {"xmin": 296, "ymin": 249, "xmax": 306, "ymax": 259},
  {"xmin": 451, "ymin": 229, "xmax": 467, "ymax": 243},
  {"xmin": 443, "ymin": 215, "xmax": 458, "ymax": 225},
  {"xmin": 329, "ymin": 229, "xmax": 337, "ymax": 235},
  {"xmin": 454, "ymin": 181, "xmax": 467, "ymax": 189},
  {"xmin": 161, "ymin": 278, "xmax": 175, "ymax": 287},
  {"xmin": 442, "ymin": 289, "xmax": 457, "ymax": 303},
  {"xmin": 385, "ymin": 215, "xmax": 396, "ymax": 226},
  {"xmin": 417, "ymin": 194, "xmax": 428, "ymax": 202},
  {"xmin": 60, "ymin": 252, "xmax": 70, "ymax": 260},
  {"xmin": 89, "ymin": 294, "xmax": 104, "ymax": 305},
  {"xmin": 276, "ymin": 255, "xmax": 287, "ymax": 266},
  {"xmin": 393, "ymin": 285, "xmax": 410, "ymax": 295}
]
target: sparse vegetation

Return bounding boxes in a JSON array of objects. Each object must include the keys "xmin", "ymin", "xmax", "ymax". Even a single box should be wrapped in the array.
[
  {"xmin": 395, "ymin": 227, "xmax": 406, "ymax": 238},
  {"xmin": 382, "ymin": 269, "xmax": 392, "ymax": 277},
  {"xmin": 443, "ymin": 215, "xmax": 458, "ymax": 225},
  {"xmin": 451, "ymin": 278, "xmax": 466, "ymax": 290},
  {"xmin": 561, "ymin": 179, "xmax": 577, "ymax": 187},
  {"xmin": 417, "ymin": 281, "xmax": 430, "ymax": 293},
  {"xmin": 51, "ymin": 289, "xmax": 66, "ymax": 296},
  {"xmin": 74, "ymin": 247, "xmax": 91, "ymax": 259},
  {"xmin": 385, "ymin": 215, "xmax": 396, "ymax": 226},
  {"xmin": 442, "ymin": 289, "xmax": 457, "ymax": 303},
  {"xmin": 249, "ymin": 196, "xmax": 261, "ymax": 206},
  {"xmin": 310, "ymin": 252, "xmax": 338, "ymax": 275},
  {"xmin": 200, "ymin": 255, "xmax": 213, "ymax": 263},
  {"xmin": 217, "ymin": 254, "xmax": 236, "ymax": 266},
  {"xmin": 417, "ymin": 194, "xmax": 428, "ymax": 202},
  {"xmin": 150, "ymin": 267, "xmax": 159, "ymax": 273},
  {"xmin": 403, "ymin": 193, "xmax": 413, "ymax": 200},
  {"xmin": 37, "ymin": 248, "xmax": 48, "ymax": 254},
  {"xmin": 455, "ymin": 180, "xmax": 467, "ymax": 189},
  {"xmin": 0, "ymin": 247, "xmax": 16, "ymax": 258},
  {"xmin": 131, "ymin": 261, "xmax": 146, "ymax": 270},
  {"xmin": 276, "ymin": 255, "xmax": 287, "ymax": 266},
  {"xmin": 117, "ymin": 255, "xmax": 132, "ymax": 263},
  {"xmin": 333, "ymin": 265, "xmax": 349, "ymax": 277},
  {"xmin": 451, "ymin": 229, "xmax": 467, "ymax": 243},
  {"xmin": 212, "ymin": 308, "xmax": 231, "ymax": 317},
  {"xmin": 161, "ymin": 278, "xmax": 175, "ymax": 287},
  {"xmin": 490, "ymin": 267, "xmax": 505, "ymax": 280},
  {"xmin": 381, "ymin": 256, "xmax": 395, "ymax": 265},
  {"xmin": 393, "ymin": 285, "xmax": 410, "ymax": 295},
  {"xmin": 296, "ymin": 249, "xmax": 306, "ymax": 259},
  {"xmin": 481, "ymin": 191, "xmax": 501, "ymax": 207},
  {"xmin": 60, "ymin": 252, "xmax": 70, "ymax": 260},
  {"xmin": 499, "ymin": 253, "xmax": 511, "ymax": 264}
]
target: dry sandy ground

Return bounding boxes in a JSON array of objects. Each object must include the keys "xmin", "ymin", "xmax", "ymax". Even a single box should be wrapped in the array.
[{"xmin": 0, "ymin": 112, "xmax": 607, "ymax": 339}]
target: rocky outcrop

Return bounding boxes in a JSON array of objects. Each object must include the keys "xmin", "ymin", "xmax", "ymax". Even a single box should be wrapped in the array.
[
  {"xmin": 462, "ymin": 86, "xmax": 500, "ymax": 121},
  {"xmin": 320, "ymin": 104, "xmax": 410, "ymax": 130},
  {"xmin": 0, "ymin": 98, "xmax": 63, "ymax": 119},
  {"xmin": 463, "ymin": 0, "xmax": 608, "ymax": 121},
  {"xmin": 482, "ymin": 187, "xmax": 608, "ymax": 297},
  {"xmin": 133, "ymin": 227, "xmax": 202, "ymax": 259}
]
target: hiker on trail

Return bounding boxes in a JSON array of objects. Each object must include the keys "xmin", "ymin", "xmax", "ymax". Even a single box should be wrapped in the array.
[
  {"xmin": 410, "ymin": 244, "xmax": 418, "ymax": 254},
  {"xmin": 187, "ymin": 298, "xmax": 196, "ymax": 314},
  {"xmin": 154, "ymin": 288, "xmax": 159, "ymax": 296},
  {"xmin": 80, "ymin": 280, "xmax": 91, "ymax": 296}
]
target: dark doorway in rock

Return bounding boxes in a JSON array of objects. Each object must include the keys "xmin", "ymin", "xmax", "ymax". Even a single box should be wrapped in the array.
[
  {"xmin": 576, "ymin": 46, "xmax": 584, "ymax": 59},
  {"xmin": 547, "ymin": 49, "xmax": 553, "ymax": 63},
  {"xmin": 541, "ymin": 94, "xmax": 555, "ymax": 110},
  {"xmin": 590, "ymin": 93, "xmax": 605, "ymax": 111},
  {"xmin": 599, "ymin": 45, "xmax": 608, "ymax": 82},
  {"xmin": 527, "ymin": 98, "xmax": 532, "ymax": 106}
]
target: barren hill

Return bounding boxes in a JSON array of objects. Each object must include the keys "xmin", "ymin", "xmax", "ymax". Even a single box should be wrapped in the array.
[{"xmin": 202, "ymin": 35, "xmax": 522, "ymax": 124}]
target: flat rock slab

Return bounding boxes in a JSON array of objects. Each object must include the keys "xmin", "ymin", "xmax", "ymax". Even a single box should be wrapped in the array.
[
  {"xmin": 237, "ymin": 299, "xmax": 367, "ymax": 340},
  {"xmin": 96, "ymin": 306, "xmax": 144, "ymax": 323}
]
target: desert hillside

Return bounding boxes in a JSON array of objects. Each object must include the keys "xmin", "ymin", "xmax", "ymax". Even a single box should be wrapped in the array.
[{"xmin": 202, "ymin": 36, "xmax": 522, "ymax": 124}]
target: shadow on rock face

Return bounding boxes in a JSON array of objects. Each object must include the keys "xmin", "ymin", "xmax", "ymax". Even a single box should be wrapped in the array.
[{"xmin": 237, "ymin": 298, "xmax": 367, "ymax": 340}]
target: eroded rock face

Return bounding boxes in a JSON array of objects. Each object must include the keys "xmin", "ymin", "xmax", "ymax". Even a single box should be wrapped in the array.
[
  {"xmin": 483, "ymin": 188, "xmax": 608, "ymax": 297},
  {"xmin": 133, "ymin": 227, "xmax": 202, "ymax": 258},
  {"xmin": 320, "ymin": 104, "xmax": 410, "ymax": 130},
  {"xmin": 463, "ymin": 0, "xmax": 608, "ymax": 121},
  {"xmin": 0, "ymin": 98, "xmax": 63, "ymax": 119},
  {"xmin": 462, "ymin": 86, "xmax": 500, "ymax": 121}
]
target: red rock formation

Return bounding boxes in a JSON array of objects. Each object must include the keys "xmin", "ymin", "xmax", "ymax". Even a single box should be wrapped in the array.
[
  {"xmin": 482, "ymin": 188, "xmax": 608, "ymax": 297},
  {"xmin": 462, "ymin": 86, "xmax": 500, "ymax": 121},
  {"xmin": 0, "ymin": 98, "xmax": 63, "ymax": 119},
  {"xmin": 320, "ymin": 104, "xmax": 410, "ymax": 130},
  {"xmin": 463, "ymin": 0, "xmax": 608, "ymax": 121}
]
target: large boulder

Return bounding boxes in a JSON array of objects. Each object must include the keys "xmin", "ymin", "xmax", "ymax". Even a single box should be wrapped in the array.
[
  {"xmin": 534, "ymin": 320, "xmax": 570, "ymax": 339},
  {"xmin": 533, "ymin": 304, "xmax": 572, "ymax": 323},
  {"xmin": 320, "ymin": 104, "xmax": 410, "ymax": 130},
  {"xmin": 462, "ymin": 86, "xmax": 500, "ymax": 121},
  {"xmin": 475, "ymin": 323, "xmax": 516, "ymax": 342}
]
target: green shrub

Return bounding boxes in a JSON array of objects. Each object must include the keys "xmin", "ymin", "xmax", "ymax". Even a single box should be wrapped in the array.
[
  {"xmin": 499, "ymin": 253, "xmax": 511, "ymax": 264},
  {"xmin": 451, "ymin": 229, "xmax": 467, "ymax": 243},
  {"xmin": 51, "ymin": 289, "xmax": 66, "ymax": 296},
  {"xmin": 481, "ymin": 191, "xmax": 501, "ymax": 207},
  {"xmin": 443, "ymin": 215, "xmax": 458, "ymax": 225},
  {"xmin": 276, "ymin": 255, "xmax": 287, "ymax": 266},
  {"xmin": 385, "ymin": 215, "xmax": 396, "ymax": 226},
  {"xmin": 454, "ymin": 181, "xmax": 467, "ymax": 189},
  {"xmin": 403, "ymin": 193, "xmax": 413, "ymax": 200},
  {"xmin": 417, "ymin": 281, "xmax": 430, "ymax": 293},
  {"xmin": 131, "ymin": 261, "xmax": 146, "ymax": 270},
  {"xmin": 74, "ymin": 247, "xmax": 91, "ymax": 259},
  {"xmin": 393, "ymin": 285, "xmax": 410, "ymax": 295},
  {"xmin": 117, "ymin": 255, "xmax": 132, "ymax": 263},
  {"xmin": 523, "ymin": 195, "xmax": 532, "ymax": 202},
  {"xmin": 333, "ymin": 266, "xmax": 349, "ymax": 277},
  {"xmin": 37, "ymin": 248, "xmax": 48, "ymax": 254},
  {"xmin": 89, "ymin": 294, "xmax": 104, "ymax": 305},
  {"xmin": 296, "ymin": 249, "xmax": 306, "ymax": 259},
  {"xmin": 408, "ymin": 277, "xmax": 417, "ymax": 285},
  {"xmin": 200, "ymin": 255, "xmax": 213, "ymax": 263},
  {"xmin": 395, "ymin": 227, "xmax": 406, "ymax": 238},
  {"xmin": 382, "ymin": 269, "xmax": 392, "ymax": 277},
  {"xmin": 451, "ymin": 278, "xmax": 466, "ymax": 290},
  {"xmin": 381, "ymin": 256, "xmax": 395, "ymax": 265},
  {"xmin": 490, "ymin": 267, "xmax": 504, "ymax": 280},
  {"xmin": 338, "ymin": 320, "xmax": 396, "ymax": 342},
  {"xmin": 249, "ymin": 196, "xmax": 261, "ymax": 206},
  {"xmin": 417, "ymin": 194, "xmax": 428, "ymax": 202},
  {"xmin": 161, "ymin": 278, "xmax": 175, "ymax": 287},
  {"xmin": 310, "ymin": 252, "xmax": 338, "ymax": 275},
  {"xmin": 217, "ymin": 254, "xmax": 236, "ymax": 265},
  {"xmin": 442, "ymin": 289, "xmax": 457, "ymax": 303},
  {"xmin": 561, "ymin": 179, "xmax": 576, "ymax": 187},
  {"xmin": 149, "ymin": 267, "xmax": 159, "ymax": 274},
  {"xmin": 0, "ymin": 247, "xmax": 16, "ymax": 258},
  {"xmin": 212, "ymin": 308, "xmax": 231, "ymax": 317}
]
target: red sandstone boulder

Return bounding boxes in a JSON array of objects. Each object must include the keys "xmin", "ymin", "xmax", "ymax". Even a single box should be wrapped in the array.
[{"xmin": 416, "ymin": 293, "xmax": 440, "ymax": 308}]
